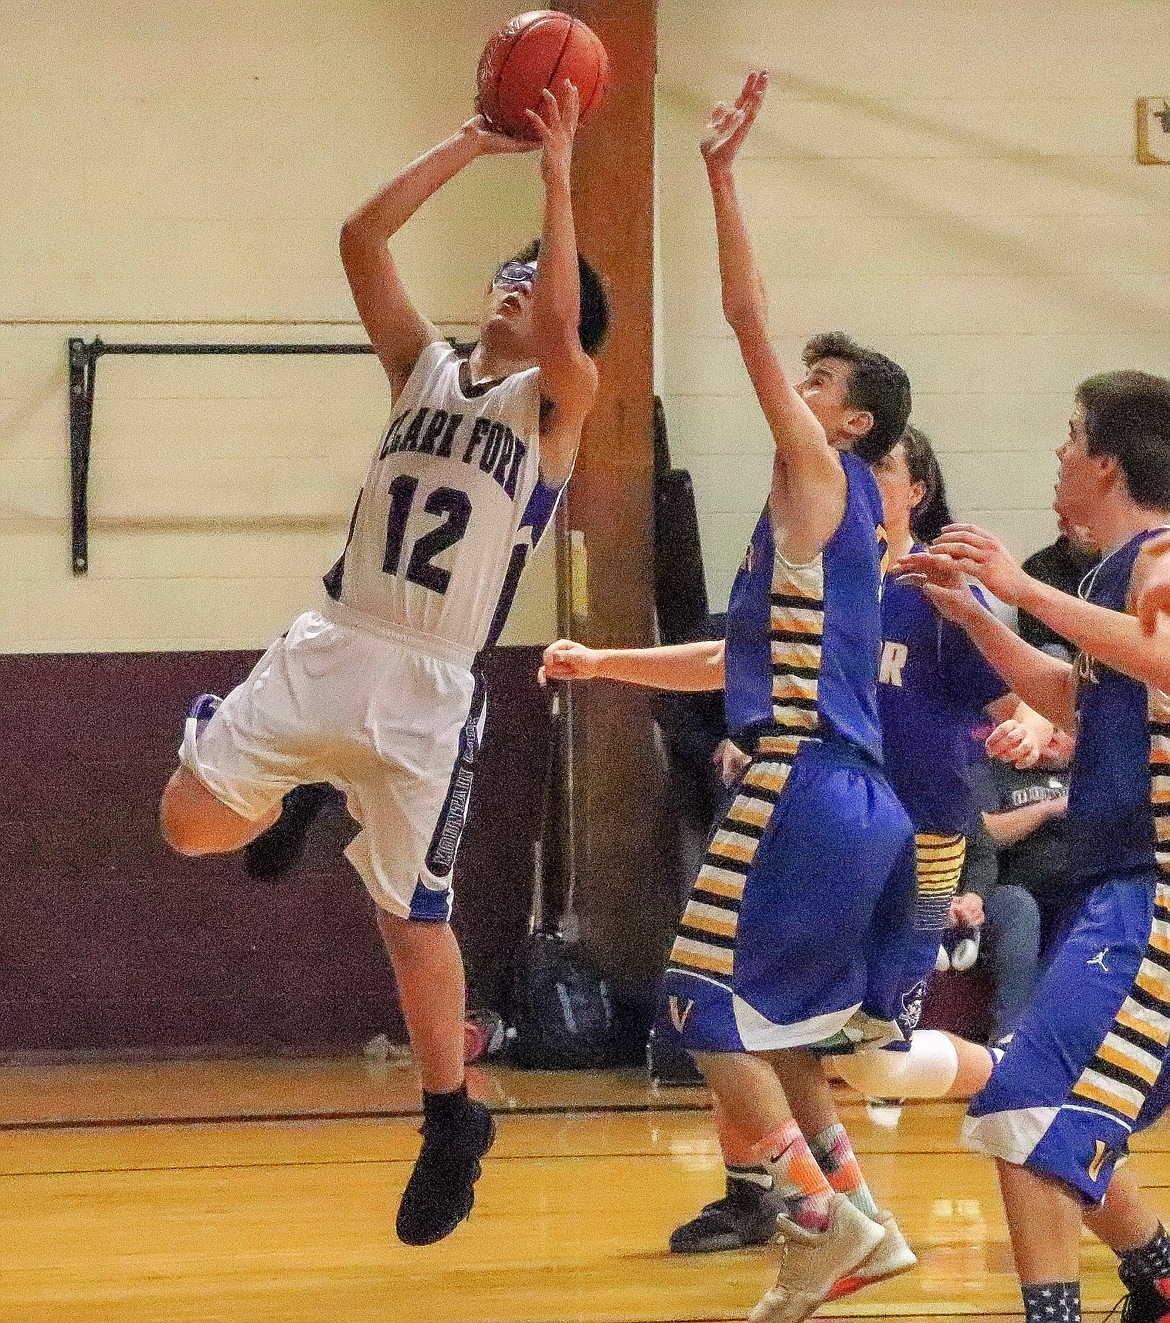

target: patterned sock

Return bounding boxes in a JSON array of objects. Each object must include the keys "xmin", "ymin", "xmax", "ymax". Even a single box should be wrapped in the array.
[
  {"xmin": 1119, "ymin": 1225, "xmax": 1170, "ymax": 1289},
  {"xmin": 756, "ymin": 1120, "xmax": 835, "ymax": 1232},
  {"xmin": 810, "ymin": 1123, "xmax": 881, "ymax": 1219},
  {"xmin": 1021, "ymin": 1281, "xmax": 1080, "ymax": 1323},
  {"xmin": 715, "ymin": 1105, "xmax": 773, "ymax": 1190}
]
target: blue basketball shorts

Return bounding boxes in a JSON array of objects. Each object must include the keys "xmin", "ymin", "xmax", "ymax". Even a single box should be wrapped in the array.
[
  {"xmin": 963, "ymin": 872, "xmax": 1170, "ymax": 1203},
  {"xmin": 662, "ymin": 739, "xmax": 915, "ymax": 1053}
]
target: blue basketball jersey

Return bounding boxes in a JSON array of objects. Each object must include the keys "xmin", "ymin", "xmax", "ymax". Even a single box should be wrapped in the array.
[
  {"xmin": 723, "ymin": 452, "xmax": 887, "ymax": 763},
  {"xmin": 879, "ymin": 555, "xmax": 1008, "ymax": 834},
  {"xmin": 1070, "ymin": 528, "xmax": 1170, "ymax": 887}
]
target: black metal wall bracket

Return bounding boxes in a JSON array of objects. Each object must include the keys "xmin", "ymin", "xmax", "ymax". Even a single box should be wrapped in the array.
[{"xmin": 66, "ymin": 336, "xmax": 375, "ymax": 574}]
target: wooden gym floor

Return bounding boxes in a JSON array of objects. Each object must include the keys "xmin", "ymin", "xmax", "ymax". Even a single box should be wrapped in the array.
[{"xmin": 2, "ymin": 1057, "xmax": 1166, "ymax": 1322}]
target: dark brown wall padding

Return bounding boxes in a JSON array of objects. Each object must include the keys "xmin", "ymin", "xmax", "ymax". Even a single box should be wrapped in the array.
[{"xmin": 0, "ymin": 647, "xmax": 548, "ymax": 1059}]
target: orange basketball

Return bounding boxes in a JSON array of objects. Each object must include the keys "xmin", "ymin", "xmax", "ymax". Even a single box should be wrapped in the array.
[{"xmin": 476, "ymin": 10, "xmax": 609, "ymax": 141}]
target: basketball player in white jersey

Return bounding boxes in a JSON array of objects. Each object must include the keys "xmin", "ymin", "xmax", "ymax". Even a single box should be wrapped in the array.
[{"xmin": 157, "ymin": 84, "xmax": 608, "ymax": 1246}]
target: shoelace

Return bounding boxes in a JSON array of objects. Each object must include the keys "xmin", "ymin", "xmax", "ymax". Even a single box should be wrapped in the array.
[{"xmin": 1102, "ymin": 1279, "xmax": 1170, "ymax": 1323}]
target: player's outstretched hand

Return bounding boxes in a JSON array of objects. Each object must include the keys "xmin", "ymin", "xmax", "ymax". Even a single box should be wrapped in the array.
[
  {"xmin": 525, "ymin": 82, "xmax": 579, "ymax": 185},
  {"xmin": 893, "ymin": 549, "xmax": 982, "ymax": 624},
  {"xmin": 928, "ymin": 524, "xmax": 1031, "ymax": 607},
  {"xmin": 539, "ymin": 637, "xmax": 602, "ymax": 685},
  {"xmin": 985, "ymin": 717, "xmax": 1041, "ymax": 769},
  {"xmin": 1136, "ymin": 530, "xmax": 1170, "ymax": 635},
  {"xmin": 701, "ymin": 69, "xmax": 769, "ymax": 174},
  {"xmin": 461, "ymin": 114, "xmax": 541, "ymax": 156}
]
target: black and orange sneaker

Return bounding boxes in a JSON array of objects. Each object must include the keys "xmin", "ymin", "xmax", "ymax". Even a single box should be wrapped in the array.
[{"xmin": 1119, "ymin": 1276, "xmax": 1170, "ymax": 1323}]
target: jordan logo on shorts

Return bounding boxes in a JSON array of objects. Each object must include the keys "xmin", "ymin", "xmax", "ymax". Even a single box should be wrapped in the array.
[
  {"xmin": 668, "ymin": 995, "xmax": 696, "ymax": 1033},
  {"xmin": 1088, "ymin": 1140, "xmax": 1109, "ymax": 1182},
  {"xmin": 1087, "ymin": 948, "xmax": 1111, "ymax": 972}
]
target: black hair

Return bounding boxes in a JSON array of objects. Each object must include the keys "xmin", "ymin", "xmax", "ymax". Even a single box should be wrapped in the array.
[
  {"xmin": 1075, "ymin": 371, "xmax": 1170, "ymax": 511},
  {"xmin": 509, "ymin": 238, "xmax": 610, "ymax": 357},
  {"xmin": 802, "ymin": 331, "xmax": 912, "ymax": 463},
  {"xmin": 901, "ymin": 424, "xmax": 955, "ymax": 543}
]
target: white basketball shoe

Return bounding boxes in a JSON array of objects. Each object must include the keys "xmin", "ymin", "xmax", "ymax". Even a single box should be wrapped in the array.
[
  {"xmin": 747, "ymin": 1193, "xmax": 885, "ymax": 1323},
  {"xmin": 827, "ymin": 1208, "xmax": 917, "ymax": 1300}
]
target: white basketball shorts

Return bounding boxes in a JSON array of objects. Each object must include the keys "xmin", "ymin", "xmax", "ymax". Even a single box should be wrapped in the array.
[{"xmin": 180, "ymin": 598, "xmax": 484, "ymax": 920}]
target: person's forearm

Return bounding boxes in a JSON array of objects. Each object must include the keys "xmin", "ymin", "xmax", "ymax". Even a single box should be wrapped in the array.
[
  {"xmin": 595, "ymin": 641, "xmax": 725, "ymax": 691},
  {"xmin": 984, "ymin": 799, "xmax": 1064, "ymax": 848},
  {"xmin": 707, "ymin": 167, "xmax": 768, "ymax": 334},
  {"xmin": 959, "ymin": 832, "xmax": 999, "ymax": 902},
  {"xmin": 706, "ymin": 167, "xmax": 840, "ymax": 493},
  {"xmin": 1015, "ymin": 576, "xmax": 1170, "ymax": 694},
  {"xmin": 341, "ymin": 128, "xmax": 480, "ymax": 249},
  {"xmin": 531, "ymin": 164, "xmax": 581, "ymax": 351},
  {"xmin": 950, "ymin": 604, "xmax": 1077, "ymax": 730}
]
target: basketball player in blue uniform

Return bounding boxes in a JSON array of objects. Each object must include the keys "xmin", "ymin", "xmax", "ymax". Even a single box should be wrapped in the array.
[
  {"xmin": 547, "ymin": 70, "xmax": 913, "ymax": 1323},
  {"xmin": 157, "ymin": 86, "xmax": 609, "ymax": 1246},
  {"xmin": 549, "ymin": 426, "xmax": 1049, "ymax": 1291},
  {"xmin": 900, "ymin": 370, "xmax": 1170, "ymax": 1323}
]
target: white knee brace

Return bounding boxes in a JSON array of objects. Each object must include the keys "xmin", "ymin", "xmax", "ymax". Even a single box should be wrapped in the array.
[{"xmin": 833, "ymin": 1030, "xmax": 961, "ymax": 1100}]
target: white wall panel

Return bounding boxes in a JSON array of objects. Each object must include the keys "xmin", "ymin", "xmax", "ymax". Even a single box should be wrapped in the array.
[
  {"xmin": 0, "ymin": 4, "xmax": 556, "ymax": 652},
  {"xmin": 660, "ymin": 0, "xmax": 1170, "ymax": 604}
]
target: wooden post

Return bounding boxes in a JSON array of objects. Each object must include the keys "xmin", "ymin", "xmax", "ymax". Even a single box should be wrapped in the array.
[{"xmin": 557, "ymin": 0, "xmax": 679, "ymax": 989}]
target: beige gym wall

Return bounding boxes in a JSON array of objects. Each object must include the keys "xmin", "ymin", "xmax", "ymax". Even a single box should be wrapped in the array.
[
  {"xmin": 5, "ymin": 4, "xmax": 1170, "ymax": 650},
  {"xmin": 0, "ymin": 2, "xmax": 549, "ymax": 652},
  {"xmin": 658, "ymin": 0, "xmax": 1170, "ymax": 610}
]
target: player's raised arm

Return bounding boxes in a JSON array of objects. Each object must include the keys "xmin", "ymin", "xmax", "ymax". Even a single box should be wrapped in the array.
[
  {"xmin": 894, "ymin": 548, "xmax": 1078, "ymax": 729},
  {"xmin": 927, "ymin": 524, "xmax": 1170, "ymax": 695},
  {"xmin": 523, "ymin": 84, "xmax": 601, "ymax": 484},
  {"xmin": 340, "ymin": 119, "xmax": 535, "ymax": 397},
  {"xmin": 701, "ymin": 72, "xmax": 845, "ymax": 516}
]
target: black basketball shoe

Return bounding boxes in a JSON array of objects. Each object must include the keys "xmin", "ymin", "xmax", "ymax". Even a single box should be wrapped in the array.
[
  {"xmin": 395, "ymin": 1096, "xmax": 496, "ymax": 1246},
  {"xmin": 1119, "ymin": 1276, "xmax": 1170, "ymax": 1323},
  {"xmin": 669, "ymin": 1175, "xmax": 783, "ymax": 1253}
]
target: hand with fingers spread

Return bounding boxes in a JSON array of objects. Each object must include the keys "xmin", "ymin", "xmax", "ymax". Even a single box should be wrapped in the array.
[
  {"xmin": 927, "ymin": 524, "xmax": 1032, "ymax": 607},
  {"xmin": 459, "ymin": 113, "xmax": 542, "ymax": 157},
  {"xmin": 526, "ymin": 82, "xmax": 580, "ymax": 186},
  {"xmin": 892, "ymin": 548, "xmax": 983, "ymax": 626},
  {"xmin": 1135, "ymin": 530, "xmax": 1170, "ymax": 635},
  {"xmin": 701, "ymin": 68, "xmax": 769, "ymax": 175}
]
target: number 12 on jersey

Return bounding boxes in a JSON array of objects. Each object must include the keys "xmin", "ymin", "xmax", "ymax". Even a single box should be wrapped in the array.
[{"xmin": 382, "ymin": 475, "xmax": 472, "ymax": 596}]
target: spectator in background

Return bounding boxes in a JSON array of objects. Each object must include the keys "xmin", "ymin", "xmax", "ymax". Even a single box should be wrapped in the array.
[
  {"xmin": 1016, "ymin": 518, "xmax": 1098, "ymax": 656},
  {"xmin": 907, "ymin": 428, "xmax": 955, "ymax": 544},
  {"xmin": 952, "ymin": 730, "xmax": 1074, "ymax": 1047}
]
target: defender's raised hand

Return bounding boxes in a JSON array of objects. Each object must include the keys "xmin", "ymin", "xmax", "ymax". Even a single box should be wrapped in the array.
[
  {"xmin": 893, "ymin": 548, "xmax": 983, "ymax": 626},
  {"xmin": 701, "ymin": 69, "xmax": 769, "ymax": 174}
]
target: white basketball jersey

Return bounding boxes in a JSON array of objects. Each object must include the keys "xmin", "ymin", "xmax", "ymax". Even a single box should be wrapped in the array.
[{"xmin": 324, "ymin": 340, "xmax": 561, "ymax": 653}]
